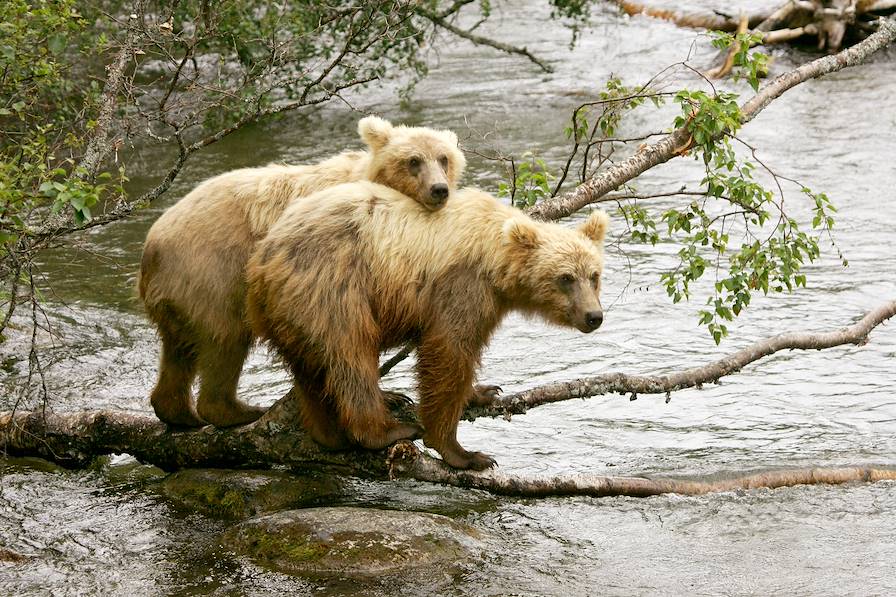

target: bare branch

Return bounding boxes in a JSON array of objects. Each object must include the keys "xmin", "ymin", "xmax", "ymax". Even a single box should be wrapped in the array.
[
  {"xmin": 415, "ymin": 6, "xmax": 554, "ymax": 73},
  {"xmin": 2, "ymin": 303, "xmax": 893, "ymax": 499},
  {"xmin": 389, "ymin": 442, "xmax": 896, "ymax": 498},
  {"xmin": 379, "ymin": 342, "xmax": 414, "ymax": 377},
  {"xmin": 467, "ymin": 300, "xmax": 896, "ymax": 419},
  {"xmin": 78, "ymin": 17, "xmax": 142, "ymax": 180}
]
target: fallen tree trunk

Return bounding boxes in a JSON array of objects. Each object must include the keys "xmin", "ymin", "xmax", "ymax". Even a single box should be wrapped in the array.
[
  {"xmin": 613, "ymin": 0, "xmax": 896, "ymax": 52},
  {"xmin": 3, "ymin": 301, "xmax": 893, "ymax": 497},
  {"xmin": 614, "ymin": 1, "xmax": 773, "ymax": 31}
]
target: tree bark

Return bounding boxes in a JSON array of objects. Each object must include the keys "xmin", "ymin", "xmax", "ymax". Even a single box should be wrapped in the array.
[
  {"xmin": 391, "ymin": 442, "xmax": 896, "ymax": 498},
  {"xmin": 614, "ymin": 2, "xmax": 772, "ymax": 31}
]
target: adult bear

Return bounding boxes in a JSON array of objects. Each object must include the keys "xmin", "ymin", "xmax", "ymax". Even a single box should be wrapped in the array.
[
  {"xmin": 246, "ymin": 182, "xmax": 609, "ymax": 470},
  {"xmin": 139, "ymin": 117, "xmax": 466, "ymax": 428}
]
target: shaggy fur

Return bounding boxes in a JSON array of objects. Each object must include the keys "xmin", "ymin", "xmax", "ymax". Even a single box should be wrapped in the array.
[
  {"xmin": 246, "ymin": 183, "xmax": 609, "ymax": 470},
  {"xmin": 138, "ymin": 117, "xmax": 465, "ymax": 428}
]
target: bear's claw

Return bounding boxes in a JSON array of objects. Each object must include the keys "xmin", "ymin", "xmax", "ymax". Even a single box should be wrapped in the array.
[
  {"xmin": 470, "ymin": 383, "xmax": 502, "ymax": 407},
  {"xmin": 383, "ymin": 390, "xmax": 415, "ymax": 408}
]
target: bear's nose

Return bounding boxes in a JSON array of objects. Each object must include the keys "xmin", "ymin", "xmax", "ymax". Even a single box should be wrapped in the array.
[
  {"xmin": 585, "ymin": 311, "xmax": 603, "ymax": 330},
  {"xmin": 430, "ymin": 184, "xmax": 449, "ymax": 203}
]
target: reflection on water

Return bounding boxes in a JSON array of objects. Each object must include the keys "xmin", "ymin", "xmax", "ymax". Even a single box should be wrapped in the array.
[{"xmin": 2, "ymin": 1, "xmax": 895, "ymax": 594}]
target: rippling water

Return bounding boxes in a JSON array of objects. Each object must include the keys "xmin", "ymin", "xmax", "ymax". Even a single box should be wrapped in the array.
[{"xmin": 2, "ymin": 2, "xmax": 895, "ymax": 594}]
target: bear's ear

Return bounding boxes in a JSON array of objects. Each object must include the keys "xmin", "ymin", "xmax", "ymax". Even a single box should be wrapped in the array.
[
  {"xmin": 358, "ymin": 115, "xmax": 393, "ymax": 151},
  {"xmin": 579, "ymin": 210, "xmax": 609, "ymax": 244},
  {"xmin": 503, "ymin": 218, "xmax": 540, "ymax": 251},
  {"xmin": 442, "ymin": 129, "xmax": 459, "ymax": 147}
]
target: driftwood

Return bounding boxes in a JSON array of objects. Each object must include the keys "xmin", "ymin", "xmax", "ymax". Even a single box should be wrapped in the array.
[
  {"xmin": 2, "ymin": 18, "xmax": 895, "ymax": 499},
  {"xmin": 3, "ymin": 301, "xmax": 894, "ymax": 498},
  {"xmin": 614, "ymin": 0, "xmax": 896, "ymax": 52}
]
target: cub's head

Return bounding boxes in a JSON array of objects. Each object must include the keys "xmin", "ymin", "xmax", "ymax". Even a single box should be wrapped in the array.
[
  {"xmin": 503, "ymin": 210, "xmax": 609, "ymax": 333},
  {"xmin": 359, "ymin": 115, "xmax": 466, "ymax": 211}
]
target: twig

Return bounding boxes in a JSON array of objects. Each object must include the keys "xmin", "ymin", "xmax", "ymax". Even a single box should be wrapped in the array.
[
  {"xmin": 79, "ymin": 16, "xmax": 142, "ymax": 180},
  {"xmin": 415, "ymin": 7, "xmax": 554, "ymax": 73},
  {"xmin": 379, "ymin": 342, "xmax": 414, "ymax": 377}
]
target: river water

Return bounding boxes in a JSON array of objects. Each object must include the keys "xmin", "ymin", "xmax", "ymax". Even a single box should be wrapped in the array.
[{"xmin": 2, "ymin": 2, "xmax": 895, "ymax": 595}]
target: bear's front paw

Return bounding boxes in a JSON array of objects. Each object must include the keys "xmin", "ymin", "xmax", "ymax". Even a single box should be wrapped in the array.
[{"xmin": 470, "ymin": 384, "xmax": 502, "ymax": 407}]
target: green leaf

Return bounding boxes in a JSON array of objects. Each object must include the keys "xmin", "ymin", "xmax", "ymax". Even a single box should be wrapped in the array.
[{"xmin": 70, "ymin": 194, "xmax": 86, "ymax": 210}]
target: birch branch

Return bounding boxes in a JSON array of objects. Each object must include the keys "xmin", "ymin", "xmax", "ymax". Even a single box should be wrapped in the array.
[
  {"xmin": 415, "ymin": 7, "xmax": 554, "ymax": 72},
  {"xmin": 389, "ymin": 441, "xmax": 896, "ymax": 498},
  {"xmin": 467, "ymin": 300, "xmax": 896, "ymax": 419},
  {"xmin": 77, "ymin": 19, "xmax": 142, "ymax": 180},
  {"xmin": 526, "ymin": 17, "xmax": 896, "ymax": 221}
]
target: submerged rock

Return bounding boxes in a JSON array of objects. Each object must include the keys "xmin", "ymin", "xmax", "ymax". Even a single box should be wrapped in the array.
[
  {"xmin": 222, "ymin": 507, "xmax": 482, "ymax": 577},
  {"xmin": 159, "ymin": 469, "xmax": 343, "ymax": 519}
]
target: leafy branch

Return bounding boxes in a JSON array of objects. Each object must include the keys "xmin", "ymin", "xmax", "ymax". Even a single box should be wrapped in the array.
[{"xmin": 497, "ymin": 34, "xmax": 851, "ymax": 342}]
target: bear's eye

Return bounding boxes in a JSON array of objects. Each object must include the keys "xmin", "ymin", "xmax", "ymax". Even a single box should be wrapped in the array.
[
  {"xmin": 558, "ymin": 273, "xmax": 576, "ymax": 288},
  {"xmin": 408, "ymin": 157, "xmax": 421, "ymax": 170},
  {"xmin": 439, "ymin": 155, "xmax": 449, "ymax": 169}
]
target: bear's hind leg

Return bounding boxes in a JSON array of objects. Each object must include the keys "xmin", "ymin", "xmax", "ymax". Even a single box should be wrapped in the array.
[
  {"xmin": 292, "ymin": 379, "xmax": 351, "ymax": 450},
  {"xmin": 416, "ymin": 333, "xmax": 496, "ymax": 471},
  {"xmin": 150, "ymin": 317, "xmax": 204, "ymax": 427},
  {"xmin": 328, "ymin": 351, "xmax": 422, "ymax": 450},
  {"xmin": 195, "ymin": 334, "xmax": 266, "ymax": 427}
]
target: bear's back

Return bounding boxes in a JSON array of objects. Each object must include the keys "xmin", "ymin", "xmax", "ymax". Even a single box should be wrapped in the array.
[
  {"xmin": 267, "ymin": 182, "xmax": 514, "ymax": 288},
  {"xmin": 150, "ymin": 151, "xmax": 370, "ymax": 242}
]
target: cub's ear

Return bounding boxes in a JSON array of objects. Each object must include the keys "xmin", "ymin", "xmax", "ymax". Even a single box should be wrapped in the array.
[
  {"xmin": 503, "ymin": 218, "xmax": 540, "ymax": 251},
  {"xmin": 358, "ymin": 115, "xmax": 393, "ymax": 151},
  {"xmin": 442, "ymin": 129, "xmax": 459, "ymax": 147},
  {"xmin": 580, "ymin": 210, "xmax": 609, "ymax": 244}
]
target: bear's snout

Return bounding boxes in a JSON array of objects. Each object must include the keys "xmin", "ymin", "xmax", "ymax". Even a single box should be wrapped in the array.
[
  {"xmin": 429, "ymin": 183, "xmax": 449, "ymax": 206},
  {"xmin": 582, "ymin": 310, "xmax": 603, "ymax": 333}
]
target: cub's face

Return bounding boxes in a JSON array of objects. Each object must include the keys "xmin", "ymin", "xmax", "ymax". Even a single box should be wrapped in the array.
[
  {"xmin": 359, "ymin": 116, "xmax": 466, "ymax": 211},
  {"xmin": 529, "ymin": 240, "xmax": 605, "ymax": 333},
  {"xmin": 504, "ymin": 211, "xmax": 610, "ymax": 333},
  {"xmin": 546, "ymin": 252, "xmax": 605, "ymax": 333}
]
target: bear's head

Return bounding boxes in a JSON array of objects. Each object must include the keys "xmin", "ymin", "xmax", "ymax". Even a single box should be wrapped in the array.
[
  {"xmin": 359, "ymin": 115, "xmax": 466, "ymax": 211},
  {"xmin": 503, "ymin": 210, "xmax": 609, "ymax": 333}
]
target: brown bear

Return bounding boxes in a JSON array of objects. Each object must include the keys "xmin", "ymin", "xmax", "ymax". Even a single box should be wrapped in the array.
[
  {"xmin": 138, "ymin": 116, "xmax": 466, "ymax": 428},
  {"xmin": 246, "ymin": 182, "xmax": 609, "ymax": 470}
]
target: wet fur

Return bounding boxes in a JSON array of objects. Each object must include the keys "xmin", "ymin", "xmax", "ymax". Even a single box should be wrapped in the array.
[{"xmin": 246, "ymin": 183, "xmax": 609, "ymax": 469}]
